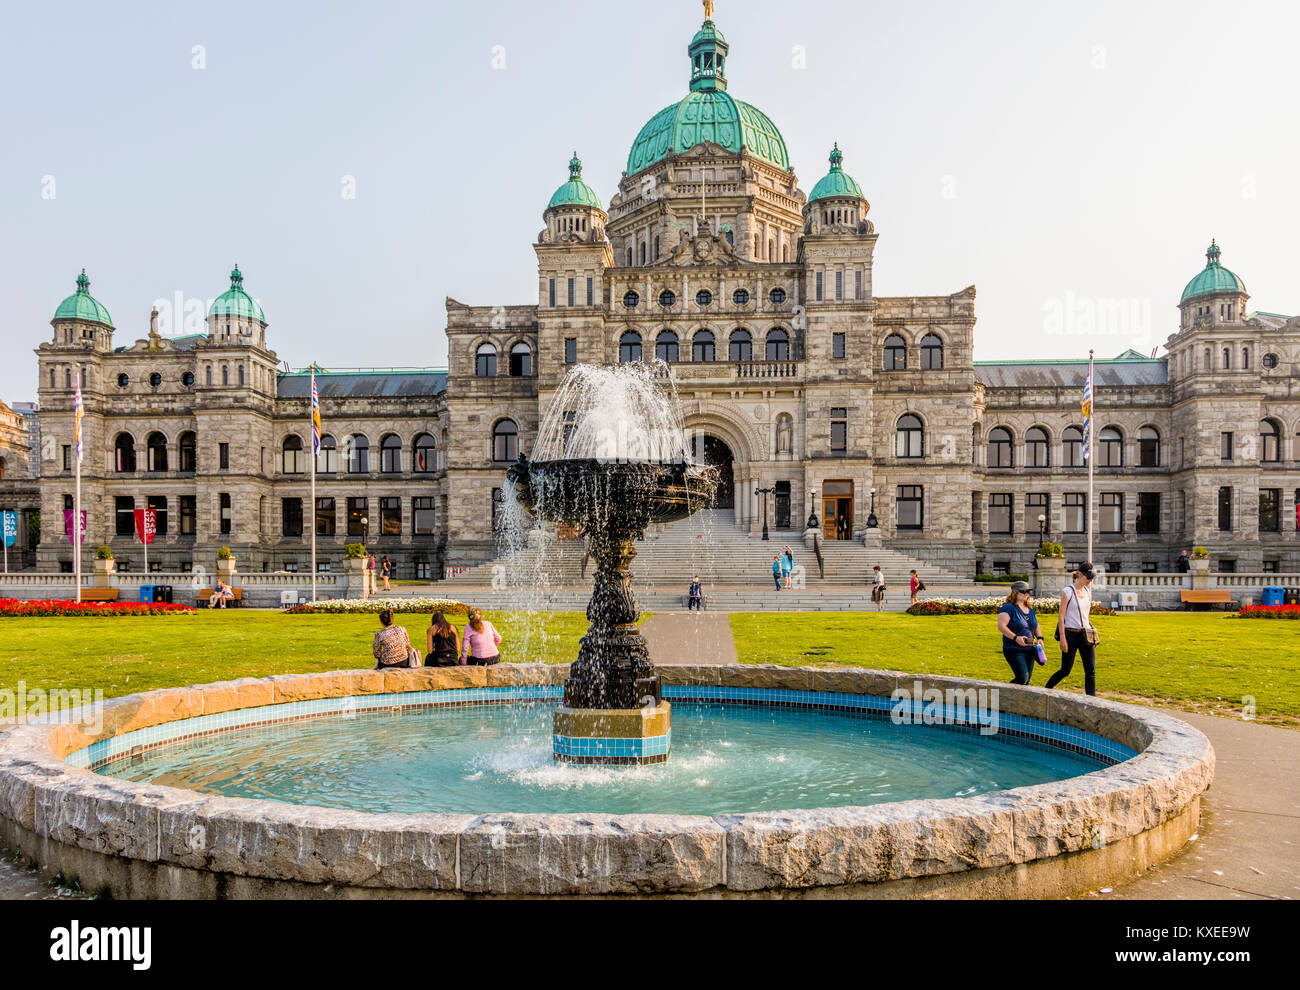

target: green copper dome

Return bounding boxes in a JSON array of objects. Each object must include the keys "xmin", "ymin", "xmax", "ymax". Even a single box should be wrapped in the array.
[
  {"xmin": 626, "ymin": 15, "xmax": 789, "ymax": 175},
  {"xmin": 808, "ymin": 143, "xmax": 864, "ymax": 202},
  {"xmin": 207, "ymin": 265, "xmax": 266, "ymax": 323},
  {"xmin": 1181, "ymin": 241, "xmax": 1246, "ymax": 304},
  {"xmin": 52, "ymin": 270, "xmax": 113, "ymax": 327},
  {"xmin": 547, "ymin": 152, "xmax": 604, "ymax": 210}
]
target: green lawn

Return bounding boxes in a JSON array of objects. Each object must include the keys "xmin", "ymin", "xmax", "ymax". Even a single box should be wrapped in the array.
[
  {"xmin": 0, "ymin": 611, "xmax": 588, "ymax": 706},
  {"xmin": 728, "ymin": 612, "xmax": 1300, "ymax": 727}
]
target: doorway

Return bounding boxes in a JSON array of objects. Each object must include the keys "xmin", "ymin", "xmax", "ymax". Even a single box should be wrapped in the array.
[
  {"xmin": 691, "ymin": 434, "xmax": 735, "ymax": 509},
  {"xmin": 822, "ymin": 480, "xmax": 854, "ymax": 540},
  {"xmin": 774, "ymin": 481, "xmax": 791, "ymax": 529}
]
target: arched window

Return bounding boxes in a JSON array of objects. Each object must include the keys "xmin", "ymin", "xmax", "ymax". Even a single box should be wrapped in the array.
[
  {"xmin": 1139, "ymin": 426, "xmax": 1161, "ymax": 467},
  {"xmin": 619, "ymin": 331, "xmax": 642, "ymax": 363},
  {"xmin": 728, "ymin": 329, "xmax": 752, "ymax": 362},
  {"xmin": 896, "ymin": 414, "xmax": 924, "ymax": 458},
  {"xmin": 475, "ymin": 343, "xmax": 497, "ymax": 377},
  {"xmin": 179, "ymin": 432, "xmax": 197, "ymax": 473},
  {"xmin": 205, "ymin": 366, "xmax": 213, "ymax": 386},
  {"xmin": 776, "ymin": 413, "xmax": 793, "ymax": 455},
  {"xmin": 655, "ymin": 330, "xmax": 679, "ymax": 363},
  {"xmin": 1063, "ymin": 426, "xmax": 1085, "ymax": 467},
  {"xmin": 921, "ymin": 333, "xmax": 944, "ymax": 370},
  {"xmin": 347, "ymin": 435, "xmax": 370, "ymax": 474},
  {"xmin": 146, "ymin": 432, "xmax": 168, "ymax": 472},
  {"xmin": 883, "ymin": 334, "xmax": 907, "ymax": 371},
  {"xmin": 1223, "ymin": 348, "xmax": 1231, "ymax": 370},
  {"xmin": 766, "ymin": 328, "xmax": 790, "ymax": 361},
  {"xmin": 114, "ymin": 434, "xmax": 137, "ymax": 473},
  {"xmin": 1026, "ymin": 426, "xmax": 1050, "ymax": 467},
  {"xmin": 1242, "ymin": 347, "xmax": 1250, "ymax": 370},
  {"xmin": 282, "ymin": 435, "xmax": 305, "ymax": 474},
  {"xmin": 379, "ymin": 434, "xmax": 402, "ymax": 473},
  {"xmin": 1098, "ymin": 427, "xmax": 1123, "ymax": 467},
  {"xmin": 317, "ymin": 434, "xmax": 338, "ymax": 474},
  {"xmin": 693, "ymin": 330, "xmax": 716, "ymax": 362},
  {"xmin": 1261, "ymin": 419, "xmax": 1282, "ymax": 462},
  {"xmin": 414, "ymin": 433, "xmax": 437, "ymax": 473},
  {"xmin": 221, "ymin": 365, "xmax": 229, "ymax": 386},
  {"xmin": 782, "ymin": 244, "xmax": 788, "ymax": 261},
  {"xmin": 238, "ymin": 365, "xmax": 245, "ymax": 386},
  {"xmin": 768, "ymin": 240, "xmax": 775, "ymax": 261},
  {"xmin": 492, "ymin": 419, "xmax": 519, "ymax": 462},
  {"xmin": 987, "ymin": 427, "xmax": 1013, "ymax": 468},
  {"xmin": 509, "ymin": 342, "xmax": 532, "ymax": 377}
]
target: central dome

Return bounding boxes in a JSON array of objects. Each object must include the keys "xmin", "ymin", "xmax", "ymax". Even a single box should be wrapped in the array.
[{"xmin": 626, "ymin": 14, "xmax": 789, "ymax": 176}]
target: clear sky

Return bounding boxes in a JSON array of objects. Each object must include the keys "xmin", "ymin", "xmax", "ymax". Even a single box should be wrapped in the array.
[{"xmin": 1, "ymin": 0, "xmax": 1296, "ymax": 404}]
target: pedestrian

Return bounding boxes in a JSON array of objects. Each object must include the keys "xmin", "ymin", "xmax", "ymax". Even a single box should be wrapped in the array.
[
  {"xmin": 1046, "ymin": 562, "xmax": 1100, "ymax": 696},
  {"xmin": 771, "ymin": 555, "xmax": 783, "ymax": 591},
  {"xmin": 425, "ymin": 611, "xmax": 461, "ymax": 667},
  {"xmin": 381, "ymin": 555, "xmax": 392, "ymax": 592},
  {"xmin": 837, "ymin": 515, "xmax": 849, "ymax": 541},
  {"xmin": 372, "ymin": 608, "xmax": 419, "ymax": 669},
  {"xmin": 909, "ymin": 569, "xmax": 926, "ymax": 606},
  {"xmin": 871, "ymin": 565, "xmax": 886, "ymax": 611},
  {"xmin": 460, "ymin": 606, "xmax": 502, "ymax": 666},
  {"xmin": 781, "ymin": 545, "xmax": 794, "ymax": 588},
  {"xmin": 688, "ymin": 575, "xmax": 703, "ymax": 611},
  {"xmin": 367, "ymin": 553, "xmax": 377, "ymax": 595},
  {"xmin": 1175, "ymin": 550, "xmax": 1190, "ymax": 574},
  {"xmin": 997, "ymin": 581, "xmax": 1043, "ymax": 685}
]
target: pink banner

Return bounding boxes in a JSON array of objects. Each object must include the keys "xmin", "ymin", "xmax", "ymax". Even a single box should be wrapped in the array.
[{"xmin": 63, "ymin": 509, "xmax": 87, "ymax": 545}]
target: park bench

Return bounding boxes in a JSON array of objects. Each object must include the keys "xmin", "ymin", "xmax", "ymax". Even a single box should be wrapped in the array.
[
  {"xmin": 79, "ymin": 589, "xmax": 120, "ymax": 603},
  {"xmin": 195, "ymin": 587, "xmax": 243, "ymax": 608},
  {"xmin": 1179, "ymin": 589, "xmax": 1233, "ymax": 611}
]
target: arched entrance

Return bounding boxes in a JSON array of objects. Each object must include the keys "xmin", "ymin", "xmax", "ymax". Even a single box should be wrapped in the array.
[{"xmin": 691, "ymin": 434, "xmax": 735, "ymax": 509}]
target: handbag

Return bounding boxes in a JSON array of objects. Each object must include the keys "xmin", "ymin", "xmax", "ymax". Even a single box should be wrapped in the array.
[
  {"xmin": 1084, "ymin": 627, "xmax": 1100, "ymax": 646},
  {"xmin": 407, "ymin": 647, "xmax": 423, "ymax": 668}
]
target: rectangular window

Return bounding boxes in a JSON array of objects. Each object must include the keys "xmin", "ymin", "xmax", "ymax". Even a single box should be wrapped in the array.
[
  {"xmin": 180, "ymin": 496, "xmax": 196, "ymax": 536},
  {"xmin": 815, "ymin": 271, "xmax": 824, "ymax": 301},
  {"xmin": 316, "ymin": 497, "xmax": 336, "ymax": 536},
  {"xmin": 62, "ymin": 445, "xmax": 71, "ymax": 471},
  {"xmin": 282, "ymin": 498, "xmax": 303, "ymax": 537},
  {"xmin": 855, "ymin": 270, "xmax": 863, "ymax": 300},
  {"xmin": 1027, "ymin": 493, "xmax": 1049, "ymax": 537},
  {"xmin": 896, "ymin": 486, "xmax": 923, "ymax": 530},
  {"xmin": 1218, "ymin": 486, "xmax": 1232, "ymax": 531},
  {"xmin": 219, "ymin": 443, "xmax": 230, "ymax": 470},
  {"xmin": 567, "ymin": 277, "xmax": 575, "ymax": 307},
  {"xmin": 415, "ymin": 560, "xmax": 433, "ymax": 580},
  {"xmin": 1136, "ymin": 492, "xmax": 1160, "ymax": 534},
  {"xmin": 1101, "ymin": 492, "xmax": 1122, "ymax": 533},
  {"xmin": 1262, "ymin": 559, "xmax": 1280, "ymax": 574},
  {"xmin": 1218, "ymin": 558, "xmax": 1236, "ymax": 574},
  {"xmin": 115, "ymin": 496, "xmax": 135, "ymax": 537},
  {"xmin": 1142, "ymin": 561, "xmax": 1159, "ymax": 574},
  {"xmin": 832, "ymin": 333, "xmax": 845, "ymax": 359},
  {"xmin": 1064, "ymin": 493, "xmax": 1086, "ymax": 533},
  {"xmin": 1260, "ymin": 488, "xmax": 1281, "ymax": 533},
  {"xmin": 835, "ymin": 270, "xmax": 843, "ymax": 301},
  {"xmin": 988, "ymin": 494, "xmax": 1012, "ymax": 534},
  {"xmin": 1220, "ymin": 432, "xmax": 1233, "ymax": 461},
  {"xmin": 830, "ymin": 407, "xmax": 847, "ymax": 457},
  {"xmin": 380, "ymin": 496, "xmax": 401, "ymax": 536},
  {"xmin": 586, "ymin": 277, "xmax": 593, "ymax": 307},
  {"xmin": 491, "ymin": 488, "xmax": 504, "ymax": 530},
  {"xmin": 549, "ymin": 278, "xmax": 556, "ymax": 307},
  {"xmin": 413, "ymin": 497, "xmax": 436, "ymax": 535},
  {"xmin": 148, "ymin": 495, "xmax": 168, "ymax": 536},
  {"xmin": 565, "ymin": 338, "xmax": 577, "ymax": 365},
  {"xmin": 347, "ymin": 497, "xmax": 368, "ymax": 537},
  {"xmin": 219, "ymin": 493, "xmax": 232, "ymax": 535},
  {"xmin": 284, "ymin": 561, "xmax": 299, "ymax": 573}
]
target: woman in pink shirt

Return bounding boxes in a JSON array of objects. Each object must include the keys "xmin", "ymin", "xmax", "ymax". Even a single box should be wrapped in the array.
[{"xmin": 460, "ymin": 607, "xmax": 502, "ymax": 666}]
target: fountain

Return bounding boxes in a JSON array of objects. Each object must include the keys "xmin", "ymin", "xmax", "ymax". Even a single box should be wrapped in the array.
[{"xmin": 506, "ymin": 363, "xmax": 718, "ymax": 763}]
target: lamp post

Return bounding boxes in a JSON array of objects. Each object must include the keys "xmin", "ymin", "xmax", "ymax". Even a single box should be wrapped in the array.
[
  {"xmin": 755, "ymin": 485, "xmax": 775, "ymax": 541},
  {"xmin": 866, "ymin": 487, "xmax": 878, "ymax": 530},
  {"xmin": 807, "ymin": 489, "xmax": 819, "ymax": 530},
  {"xmin": 1034, "ymin": 513, "xmax": 1046, "ymax": 570}
]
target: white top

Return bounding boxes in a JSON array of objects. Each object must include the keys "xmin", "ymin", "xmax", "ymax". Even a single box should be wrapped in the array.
[
  {"xmin": 874, "ymin": 571, "xmax": 885, "ymax": 586},
  {"xmin": 1062, "ymin": 583, "xmax": 1092, "ymax": 630}
]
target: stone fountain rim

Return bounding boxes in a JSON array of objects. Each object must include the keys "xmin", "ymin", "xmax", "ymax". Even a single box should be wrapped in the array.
[{"xmin": 0, "ymin": 664, "xmax": 1214, "ymax": 897}]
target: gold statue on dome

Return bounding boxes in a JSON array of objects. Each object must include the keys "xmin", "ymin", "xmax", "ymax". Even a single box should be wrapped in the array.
[{"xmin": 703, "ymin": 0, "xmax": 714, "ymax": 20}]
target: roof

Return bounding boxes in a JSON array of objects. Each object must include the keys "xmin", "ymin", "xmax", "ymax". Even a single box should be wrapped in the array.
[
  {"xmin": 547, "ymin": 153, "xmax": 604, "ymax": 210},
  {"xmin": 276, "ymin": 370, "xmax": 447, "ymax": 399},
  {"xmin": 53, "ymin": 270, "xmax": 113, "ymax": 327},
  {"xmin": 208, "ymin": 265, "xmax": 267, "ymax": 323},
  {"xmin": 975, "ymin": 356, "xmax": 1168, "ymax": 388},
  {"xmin": 1180, "ymin": 240, "xmax": 1246, "ymax": 304},
  {"xmin": 808, "ymin": 143, "xmax": 864, "ymax": 203}
]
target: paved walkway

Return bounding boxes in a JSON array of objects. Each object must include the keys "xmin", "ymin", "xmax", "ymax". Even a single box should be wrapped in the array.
[{"xmin": 642, "ymin": 611, "xmax": 738, "ymax": 665}]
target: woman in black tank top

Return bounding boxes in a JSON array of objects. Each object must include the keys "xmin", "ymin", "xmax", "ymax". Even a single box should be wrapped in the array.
[{"xmin": 425, "ymin": 612, "xmax": 461, "ymax": 667}]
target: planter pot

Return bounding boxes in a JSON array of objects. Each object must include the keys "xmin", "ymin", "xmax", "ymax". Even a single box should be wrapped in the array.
[
  {"xmin": 1034, "ymin": 556, "xmax": 1067, "ymax": 598},
  {"xmin": 92, "ymin": 558, "xmax": 116, "ymax": 589}
]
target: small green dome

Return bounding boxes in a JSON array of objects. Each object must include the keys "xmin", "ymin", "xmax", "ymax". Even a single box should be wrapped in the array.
[
  {"xmin": 52, "ymin": 270, "xmax": 113, "ymax": 327},
  {"xmin": 547, "ymin": 152, "xmax": 604, "ymax": 210},
  {"xmin": 207, "ymin": 265, "xmax": 266, "ymax": 323},
  {"xmin": 808, "ymin": 143, "xmax": 864, "ymax": 202},
  {"xmin": 1180, "ymin": 241, "xmax": 1246, "ymax": 304}
]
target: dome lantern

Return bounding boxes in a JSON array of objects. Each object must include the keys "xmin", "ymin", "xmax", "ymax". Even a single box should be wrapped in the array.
[{"xmin": 689, "ymin": 1, "xmax": 729, "ymax": 93}]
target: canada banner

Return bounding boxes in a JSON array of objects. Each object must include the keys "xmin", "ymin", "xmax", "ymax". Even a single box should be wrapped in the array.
[
  {"xmin": 134, "ymin": 508, "xmax": 157, "ymax": 545},
  {"xmin": 62, "ymin": 509, "xmax": 87, "ymax": 544}
]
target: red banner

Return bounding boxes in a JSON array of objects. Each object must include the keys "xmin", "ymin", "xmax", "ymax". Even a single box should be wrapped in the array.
[{"xmin": 134, "ymin": 508, "xmax": 157, "ymax": 545}]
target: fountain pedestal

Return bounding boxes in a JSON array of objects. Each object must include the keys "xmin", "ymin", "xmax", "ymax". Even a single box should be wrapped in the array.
[{"xmin": 553, "ymin": 703, "xmax": 672, "ymax": 765}]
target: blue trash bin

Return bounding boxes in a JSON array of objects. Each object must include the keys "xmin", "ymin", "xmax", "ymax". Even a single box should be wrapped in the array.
[
  {"xmin": 139, "ymin": 585, "xmax": 154, "ymax": 604},
  {"xmin": 1261, "ymin": 586, "xmax": 1285, "ymax": 607}
]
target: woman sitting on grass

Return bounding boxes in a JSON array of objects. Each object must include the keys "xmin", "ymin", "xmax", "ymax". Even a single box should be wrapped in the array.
[{"xmin": 372, "ymin": 608, "xmax": 418, "ymax": 669}]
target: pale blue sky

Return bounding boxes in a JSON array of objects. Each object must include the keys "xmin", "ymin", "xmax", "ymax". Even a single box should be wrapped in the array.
[{"xmin": 2, "ymin": 0, "xmax": 1296, "ymax": 403}]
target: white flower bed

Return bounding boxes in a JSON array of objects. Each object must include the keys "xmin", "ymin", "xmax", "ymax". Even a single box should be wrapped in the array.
[{"xmin": 287, "ymin": 597, "xmax": 466, "ymax": 615}]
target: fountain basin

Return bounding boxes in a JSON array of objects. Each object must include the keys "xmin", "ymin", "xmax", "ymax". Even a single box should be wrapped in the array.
[{"xmin": 0, "ymin": 665, "xmax": 1214, "ymax": 899}]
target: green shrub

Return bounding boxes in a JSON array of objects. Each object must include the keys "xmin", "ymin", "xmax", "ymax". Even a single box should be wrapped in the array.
[
  {"xmin": 1192, "ymin": 546, "xmax": 1209, "ymax": 559},
  {"xmin": 94, "ymin": 545, "xmax": 113, "ymax": 560},
  {"xmin": 975, "ymin": 573, "xmax": 1029, "ymax": 584},
  {"xmin": 217, "ymin": 546, "xmax": 233, "ymax": 561},
  {"xmin": 1037, "ymin": 541, "xmax": 1065, "ymax": 558},
  {"xmin": 344, "ymin": 543, "xmax": 367, "ymax": 559}
]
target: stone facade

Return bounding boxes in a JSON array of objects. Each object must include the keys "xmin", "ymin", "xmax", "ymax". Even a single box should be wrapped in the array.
[{"xmin": 19, "ymin": 10, "xmax": 1300, "ymax": 579}]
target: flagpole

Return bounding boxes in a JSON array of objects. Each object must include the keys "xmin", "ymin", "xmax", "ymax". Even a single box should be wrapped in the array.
[
  {"xmin": 1087, "ymin": 348, "xmax": 1095, "ymax": 564},
  {"xmin": 310, "ymin": 366, "xmax": 318, "ymax": 605},
  {"xmin": 143, "ymin": 504, "xmax": 148, "ymax": 577},
  {"xmin": 73, "ymin": 362, "xmax": 82, "ymax": 603}
]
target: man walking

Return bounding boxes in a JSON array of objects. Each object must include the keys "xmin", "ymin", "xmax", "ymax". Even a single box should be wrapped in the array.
[
  {"xmin": 688, "ymin": 575, "xmax": 703, "ymax": 611},
  {"xmin": 871, "ymin": 565, "xmax": 886, "ymax": 611}
]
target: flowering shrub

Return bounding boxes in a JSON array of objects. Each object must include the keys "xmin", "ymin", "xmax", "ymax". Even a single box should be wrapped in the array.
[
  {"xmin": 1235, "ymin": 604, "xmax": 1300, "ymax": 619},
  {"xmin": 0, "ymin": 598, "xmax": 195, "ymax": 617},
  {"xmin": 907, "ymin": 596, "xmax": 1116, "ymax": 616},
  {"xmin": 286, "ymin": 597, "xmax": 467, "ymax": 615}
]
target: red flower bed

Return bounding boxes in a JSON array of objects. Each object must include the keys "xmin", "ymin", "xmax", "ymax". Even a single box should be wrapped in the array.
[
  {"xmin": 1235, "ymin": 604, "xmax": 1300, "ymax": 619},
  {"xmin": 0, "ymin": 598, "xmax": 196, "ymax": 617}
]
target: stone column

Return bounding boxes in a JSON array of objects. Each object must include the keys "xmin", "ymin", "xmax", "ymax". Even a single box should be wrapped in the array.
[
  {"xmin": 345, "ymin": 557, "xmax": 369, "ymax": 600},
  {"xmin": 1034, "ymin": 556, "xmax": 1066, "ymax": 598},
  {"xmin": 1190, "ymin": 556, "xmax": 1211, "ymax": 591}
]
